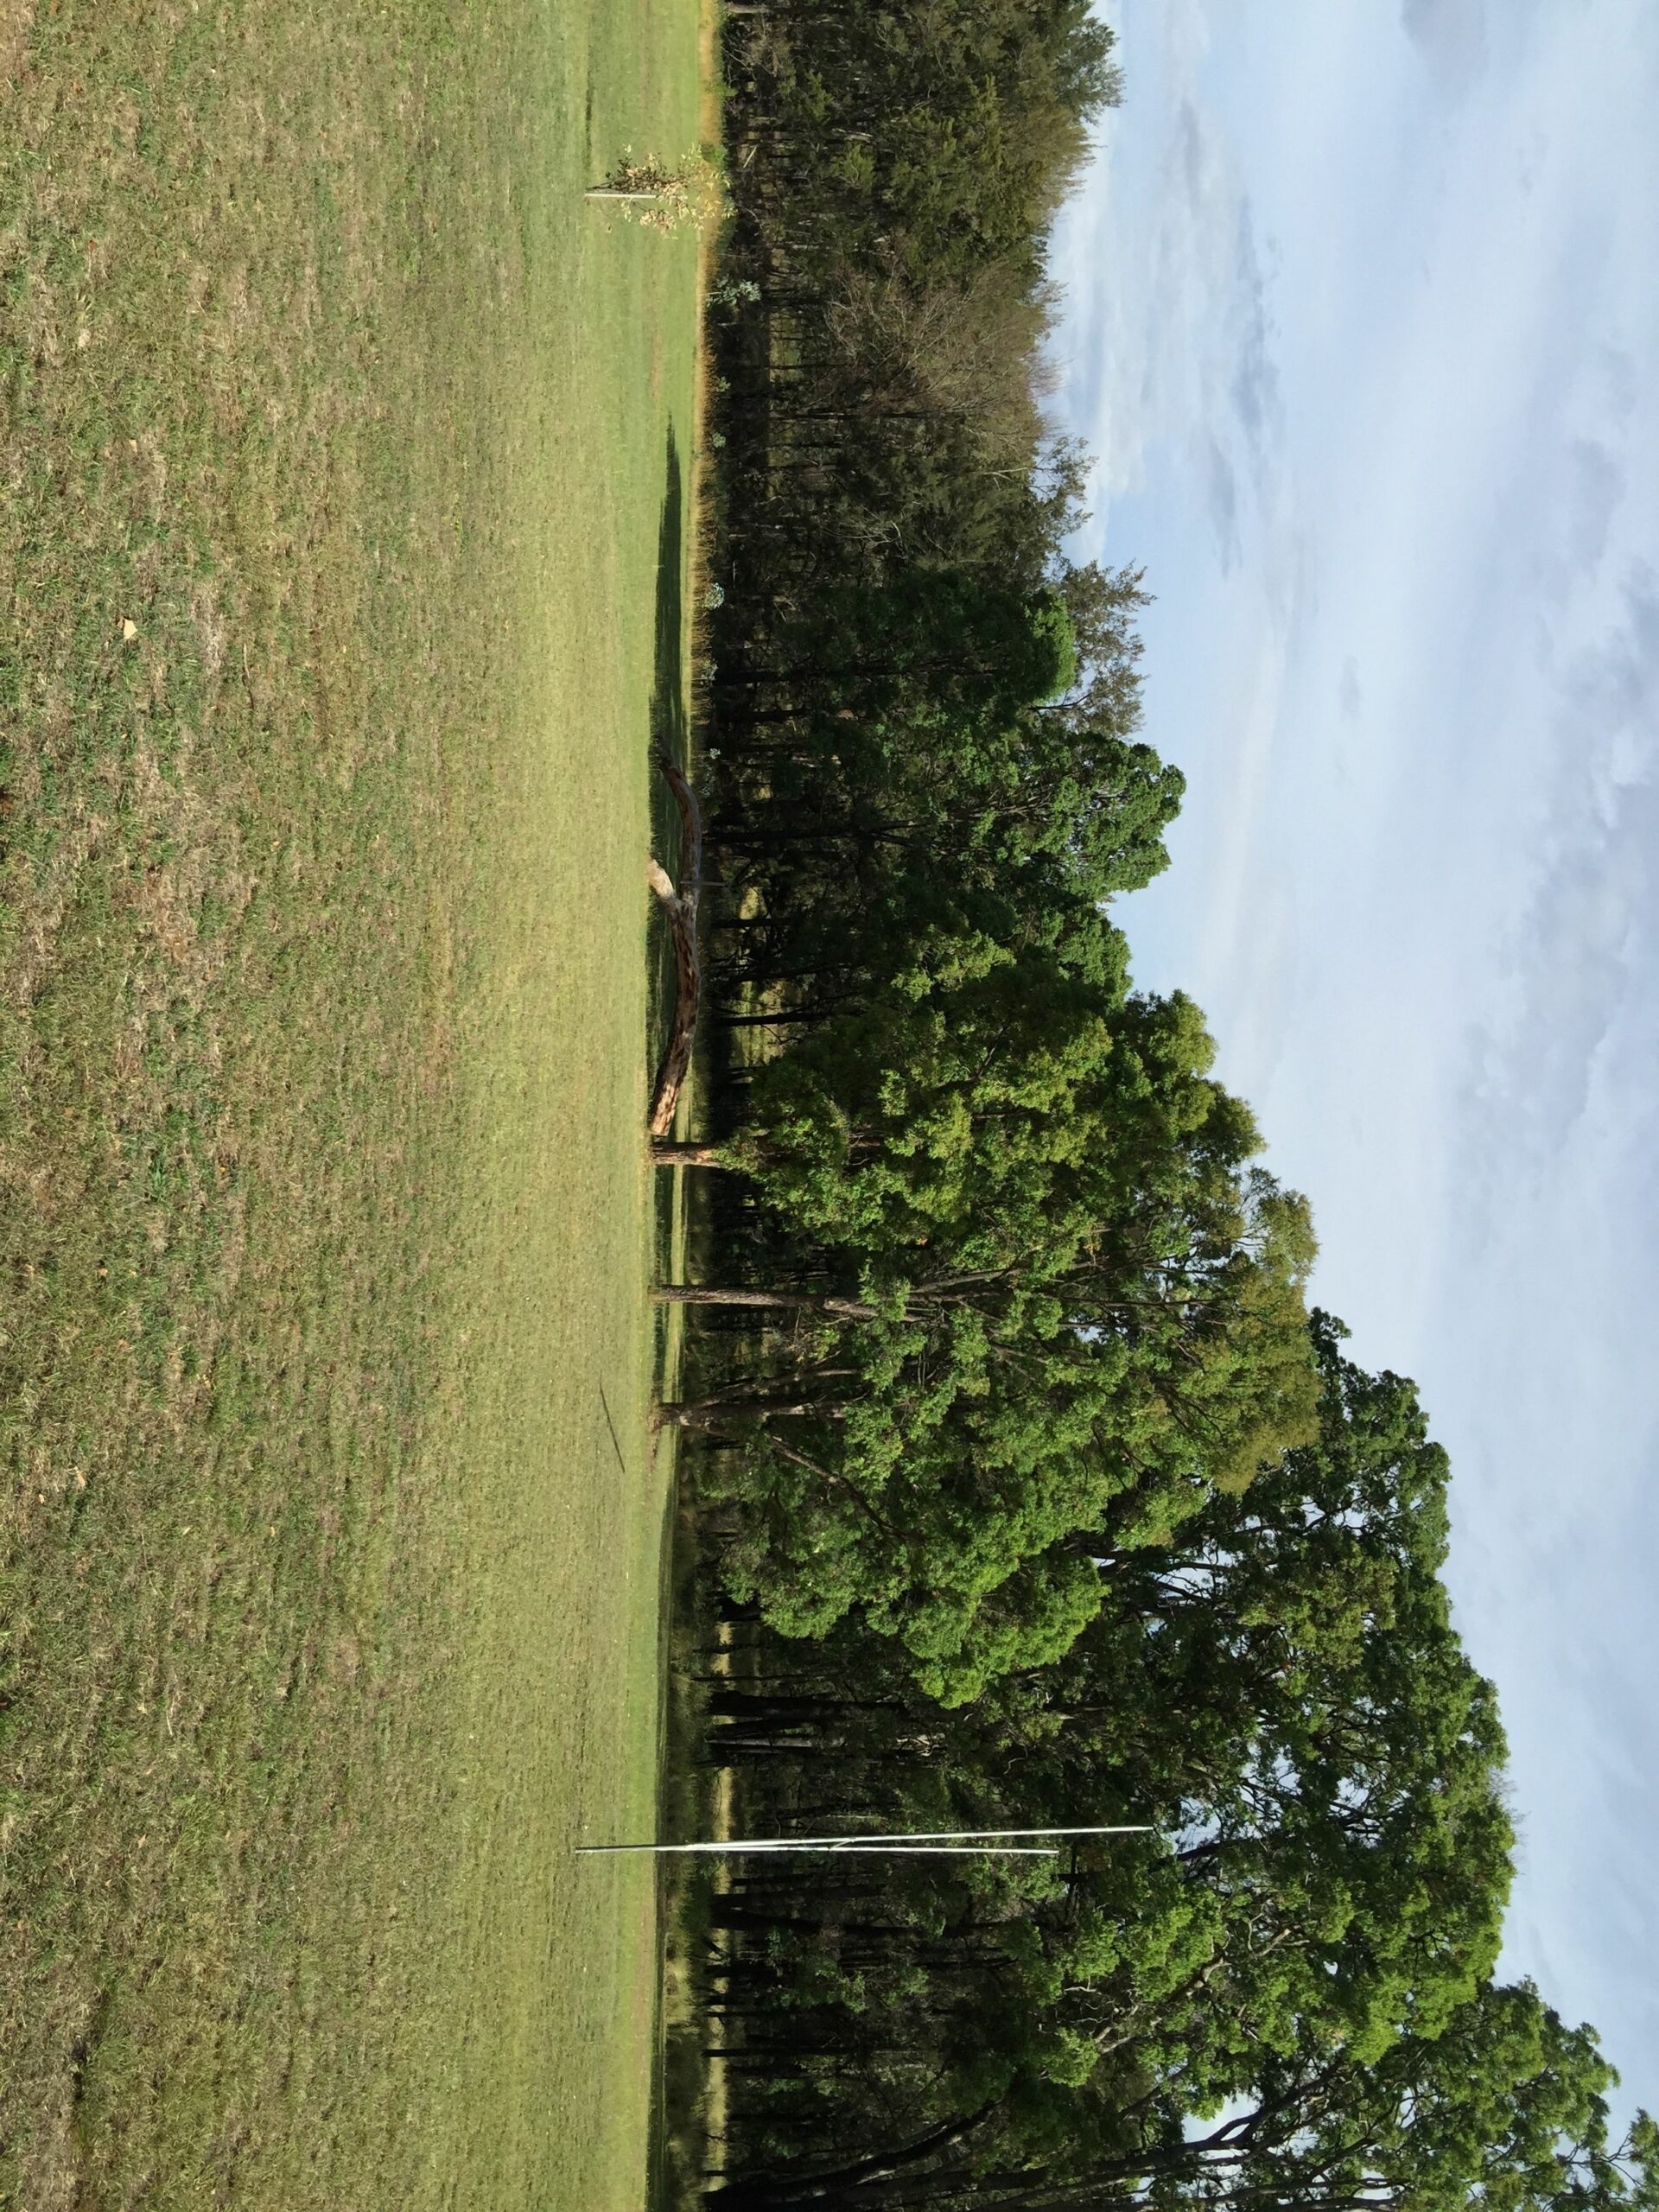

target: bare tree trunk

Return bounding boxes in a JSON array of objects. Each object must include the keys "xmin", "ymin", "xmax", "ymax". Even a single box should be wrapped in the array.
[
  {"xmin": 658, "ymin": 1399, "xmax": 847, "ymax": 1428},
  {"xmin": 651, "ymin": 1141, "xmax": 728, "ymax": 1167}
]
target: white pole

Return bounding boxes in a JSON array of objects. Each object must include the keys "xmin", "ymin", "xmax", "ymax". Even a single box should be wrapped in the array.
[
  {"xmin": 580, "ymin": 1842, "xmax": 1063, "ymax": 1857},
  {"xmin": 575, "ymin": 1822, "xmax": 1152, "ymax": 1857}
]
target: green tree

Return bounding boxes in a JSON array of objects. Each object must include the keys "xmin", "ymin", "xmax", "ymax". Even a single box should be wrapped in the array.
[
  {"xmin": 668, "ymin": 992, "xmax": 1319, "ymax": 1697},
  {"xmin": 978, "ymin": 1983, "xmax": 1655, "ymax": 2212},
  {"xmin": 696, "ymin": 1332, "xmax": 1524, "ymax": 2199}
]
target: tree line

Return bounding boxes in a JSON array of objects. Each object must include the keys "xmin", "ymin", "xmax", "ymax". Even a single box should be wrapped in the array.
[{"xmin": 660, "ymin": 4, "xmax": 1652, "ymax": 2209}]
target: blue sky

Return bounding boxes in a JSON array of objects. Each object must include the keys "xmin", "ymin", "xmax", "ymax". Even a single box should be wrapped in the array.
[{"xmin": 1052, "ymin": 0, "xmax": 1659, "ymax": 2108}]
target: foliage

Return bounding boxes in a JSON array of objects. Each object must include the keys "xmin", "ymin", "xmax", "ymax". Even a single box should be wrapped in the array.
[
  {"xmin": 698, "ymin": 983, "xmax": 1320, "ymax": 1698},
  {"xmin": 588, "ymin": 144, "xmax": 730, "ymax": 233},
  {"xmin": 663, "ymin": 0, "xmax": 1648, "ymax": 2205},
  {"xmin": 683, "ymin": 1338, "xmax": 1650, "ymax": 2212}
]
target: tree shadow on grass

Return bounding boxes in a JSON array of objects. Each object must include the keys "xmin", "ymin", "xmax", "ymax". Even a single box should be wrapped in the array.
[
  {"xmin": 639, "ymin": 432, "xmax": 706, "ymax": 2212},
  {"xmin": 645, "ymin": 422, "xmax": 699, "ymax": 1349},
  {"xmin": 646, "ymin": 423, "xmax": 687, "ymax": 1086}
]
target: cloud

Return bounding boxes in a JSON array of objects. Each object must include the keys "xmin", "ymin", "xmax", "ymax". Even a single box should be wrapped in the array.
[
  {"xmin": 1055, "ymin": 0, "xmax": 1659, "ymax": 2126},
  {"xmin": 1176, "ymin": 94, "xmax": 1206, "ymax": 201},
  {"xmin": 1452, "ymin": 569, "xmax": 1659, "ymax": 1224},
  {"xmin": 1227, "ymin": 211, "xmax": 1280, "ymax": 451},
  {"xmin": 1578, "ymin": 564, "xmax": 1659, "ymax": 726},
  {"xmin": 1431, "ymin": 563, "xmax": 1659, "ymax": 2074},
  {"xmin": 1049, "ymin": 6, "xmax": 1284, "ymax": 544},
  {"xmin": 1567, "ymin": 439, "xmax": 1625, "ymax": 570},
  {"xmin": 1172, "ymin": 175, "xmax": 1284, "ymax": 574},
  {"xmin": 1401, "ymin": 0, "xmax": 1488, "ymax": 86},
  {"xmin": 1203, "ymin": 435, "xmax": 1240, "ymax": 568}
]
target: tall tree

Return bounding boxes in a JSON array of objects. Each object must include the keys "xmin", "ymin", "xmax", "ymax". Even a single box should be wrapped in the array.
[{"xmin": 676, "ymin": 992, "xmax": 1319, "ymax": 1697}]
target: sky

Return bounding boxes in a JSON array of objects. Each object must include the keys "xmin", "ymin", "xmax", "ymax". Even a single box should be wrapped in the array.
[{"xmin": 1052, "ymin": 0, "xmax": 1659, "ymax": 2113}]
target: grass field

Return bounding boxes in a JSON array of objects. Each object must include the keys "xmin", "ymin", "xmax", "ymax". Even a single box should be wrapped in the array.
[{"xmin": 0, "ymin": 3, "xmax": 699, "ymax": 2203}]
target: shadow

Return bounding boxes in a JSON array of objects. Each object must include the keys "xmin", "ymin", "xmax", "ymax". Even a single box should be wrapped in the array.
[
  {"xmin": 646, "ymin": 424, "xmax": 692, "ymax": 1353},
  {"xmin": 646, "ymin": 423, "xmax": 688, "ymax": 1092},
  {"xmin": 652, "ymin": 425, "xmax": 688, "ymax": 755},
  {"xmin": 643, "ymin": 423, "xmax": 694, "ymax": 2212}
]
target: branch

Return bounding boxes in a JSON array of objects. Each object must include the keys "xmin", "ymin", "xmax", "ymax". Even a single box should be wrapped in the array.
[{"xmin": 648, "ymin": 748, "xmax": 704, "ymax": 1138}]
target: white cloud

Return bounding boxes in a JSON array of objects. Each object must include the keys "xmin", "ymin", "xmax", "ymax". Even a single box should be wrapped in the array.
[
  {"xmin": 1400, "ymin": 0, "xmax": 1489, "ymax": 86},
  {"xmin": 1057, "ymin": 0, "xmax": 1659, "ymax": 2107}
]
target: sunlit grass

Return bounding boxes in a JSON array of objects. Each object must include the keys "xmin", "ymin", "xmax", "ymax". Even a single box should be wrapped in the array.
[{"xmin": 0, "ymin": 1, "xmax": 697, "ymax": 2202}]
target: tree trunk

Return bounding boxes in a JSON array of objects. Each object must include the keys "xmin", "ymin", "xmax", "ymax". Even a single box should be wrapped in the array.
[
  {"xmin": 715, "ymin": 2100, "xmax": 1001, "ymax": 2208},
  {"xmin": 652, "ymin": 1286, "xmax": 878, "ymax": 1320},
  {"xmin": 658, "ymin": 1398, "xmax": 847, "ymax": 1429}
]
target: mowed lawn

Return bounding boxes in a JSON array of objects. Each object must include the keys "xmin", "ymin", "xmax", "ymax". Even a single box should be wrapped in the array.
[{"xmin": 0, "ymin": 3, "xmax": 697, "ymax": 2205}]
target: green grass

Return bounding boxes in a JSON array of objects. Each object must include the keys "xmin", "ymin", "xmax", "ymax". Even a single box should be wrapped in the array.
[{"xmin": 0, "ymin": 3, "xmax": 699, "ymax": 2203}]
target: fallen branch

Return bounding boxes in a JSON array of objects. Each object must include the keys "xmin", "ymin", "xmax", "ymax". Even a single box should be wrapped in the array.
[{"xmin": 648, "ymin": 749, "xmax": 704, "ymax": 1138}]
